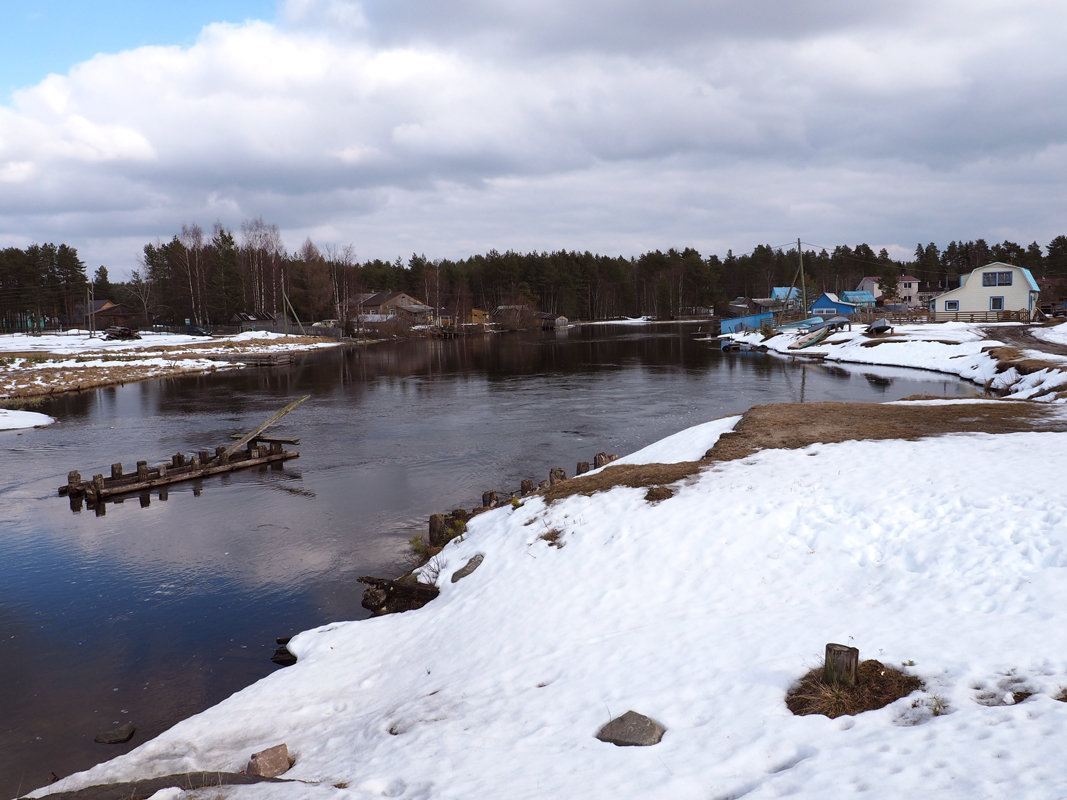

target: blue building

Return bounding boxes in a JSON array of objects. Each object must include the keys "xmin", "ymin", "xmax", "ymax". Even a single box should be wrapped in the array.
[
  {"xmin": 840, "ymin": 290, "xmax": 876, "ymax": 309},
  {"xmin": 810, "ymin": 292, "xmax": 860, "ymax": 317}
]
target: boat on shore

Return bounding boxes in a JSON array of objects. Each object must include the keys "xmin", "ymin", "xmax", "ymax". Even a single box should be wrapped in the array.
[{"xmin": 787, "ymin": 326, "xmax": 831, "ymax": 350}]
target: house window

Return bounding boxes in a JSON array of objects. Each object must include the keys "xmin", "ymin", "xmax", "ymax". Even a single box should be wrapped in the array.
[
  {"xmin": 990, "ymin": 296, "xmax": 1004, "ymax": 311},
  {"xmin": 945, "ymin": 300, "xmax": 959, "ymax": 311},
  {"xmin": 982, "ymin": 271, "xmax": 1012, "ymax": 286}
]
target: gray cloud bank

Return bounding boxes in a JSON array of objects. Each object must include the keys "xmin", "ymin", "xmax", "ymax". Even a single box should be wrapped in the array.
[{"xmin": 2, "ymin": 0, "xmax": 1065, "ymax": 276}]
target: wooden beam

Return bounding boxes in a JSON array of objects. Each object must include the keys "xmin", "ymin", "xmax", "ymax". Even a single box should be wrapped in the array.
[{"xmin": 224, "ymin": 395, "xmax": 310, "ymax": 459}]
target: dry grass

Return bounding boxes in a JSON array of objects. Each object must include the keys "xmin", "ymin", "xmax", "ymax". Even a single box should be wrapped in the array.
[
  {"xmin": 541, "ymin": 399, "xmax": 1066, "ymax": 503},
  {"xmin": 983, "ymin": 346, "xmax": 1064, "ymax": 375},
  {"xmin": 786, "ymin": 660, "xmax": 922, "ymax": 718}
]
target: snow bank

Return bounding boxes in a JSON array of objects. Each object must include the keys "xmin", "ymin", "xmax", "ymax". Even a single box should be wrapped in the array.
[
  {"xmin": 729, "ymin": 322, "xmax": 1067, "ymax": 401},
  {"xmin": 0, "ymin": 408, "xmax": 55, "ymax": 430}
]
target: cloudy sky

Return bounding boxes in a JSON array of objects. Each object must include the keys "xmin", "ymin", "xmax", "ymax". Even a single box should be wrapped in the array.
[{"xmin": 1, "ymin": 0, "xmax": 1065, "ymax": 277}]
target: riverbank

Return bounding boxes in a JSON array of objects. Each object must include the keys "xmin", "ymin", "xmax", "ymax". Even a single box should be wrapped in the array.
[
  {"xmin": 0, "ymin": 331, "xmax": 345, "ymax": 424},
  {"xmin": 23, "ymin": 322, "xmax": 1067, "ymax": 799},
  {"xmin": 724, "ymin": 319, "xmax": 1067, "ymax": 402}
]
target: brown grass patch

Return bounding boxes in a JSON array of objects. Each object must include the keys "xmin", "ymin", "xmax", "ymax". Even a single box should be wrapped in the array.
[
  {"xmin": 539, "ymin": 529, "xmax": 565, "ymax": 548},
  {"xmin": 542, "ymin": 461, "xmax": 699, "ymax": 503},
  {"xmin": 786, "ymin": 660, "xmax": 922, "ymax": 718},
  {"xmin": 541, "ymin": 399, "xmax": 1065, "ymax": 503},
  {"xmin": 983, "ymin": 346, "xmax": 1063, "ymax": 375},
  {"xmin": 644, "ymin": 485, "xmax": 675, "ymax": 502},
  {"xmin": 702, "ymin": 400, "xmax": 1062, "ymax": 463}
]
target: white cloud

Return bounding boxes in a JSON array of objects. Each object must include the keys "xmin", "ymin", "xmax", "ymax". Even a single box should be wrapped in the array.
[{"xmin": 1, "ymin": 0, "xmax": 1066, "ymax": 275}]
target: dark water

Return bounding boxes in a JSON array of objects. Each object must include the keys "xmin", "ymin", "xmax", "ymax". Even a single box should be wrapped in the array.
[{"xmin": 0, "ymin": 324, "xmax": 981, "ymax": 796}]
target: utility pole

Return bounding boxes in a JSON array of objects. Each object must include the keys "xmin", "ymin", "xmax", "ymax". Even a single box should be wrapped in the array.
[
  {"xmin": 798, "ymin": 238, "xmax": 807, "ymax": 316},
  {"xmin": 87, "ymin": 284, "xmax": 95, "ymax": 337}
]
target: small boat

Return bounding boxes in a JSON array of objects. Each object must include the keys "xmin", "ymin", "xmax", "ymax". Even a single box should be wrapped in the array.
[
  {"xmin": 720, "ymin": 339, "xmax": 758, "ymax": 352},
  {"xmin": 776, "ymin": 316, "xmax": 823, "ymax": 331},
  {"xmin": 809, "ymin": 316, "xmax": 851, "ymax": 332},
  {"xmin": 866, "ymin": 318, "xmax": 893, "ymax": 335},
  {"xmin": 787, "ymin": 326, "xmax": 831, "ymax": 350}
]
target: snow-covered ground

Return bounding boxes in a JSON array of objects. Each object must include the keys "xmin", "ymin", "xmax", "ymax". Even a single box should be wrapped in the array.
[
  {"xmin": 0, "ymin": 408, "xmax": 54, "ymax": 430},
  {"xmin": 25, "ymin": 325, "xmax": 1067, "ymax": 799},
  {"xmin": 728, "ymin": 321, "xmax": 1067, "ymax": 402},
  {"xmin": 0, "ymin": 330, "xmax": 343, "ymax": 417}
]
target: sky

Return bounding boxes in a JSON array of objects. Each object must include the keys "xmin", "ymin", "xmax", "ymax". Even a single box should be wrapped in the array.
[{"xmin": 2, "ymin": 0, "xmax": 1066, "ymax": 279}]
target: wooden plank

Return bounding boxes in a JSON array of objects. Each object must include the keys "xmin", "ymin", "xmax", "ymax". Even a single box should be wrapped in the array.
[{"xmin": 224, "ymin": 395, "xmax": 310, "ymax": 459}]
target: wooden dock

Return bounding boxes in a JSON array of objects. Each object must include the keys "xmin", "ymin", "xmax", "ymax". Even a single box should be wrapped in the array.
[
  {"xmin": 59, "ymin": 395, "xmax": 308, "ymax": 507},
  {"xmin": 217, "ymin": 352, "xmax": 295, "ymax": 366}
]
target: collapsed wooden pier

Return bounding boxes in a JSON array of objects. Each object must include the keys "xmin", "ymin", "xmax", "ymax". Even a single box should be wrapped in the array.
[{"xmin": 58, "ymin": 395, "xmax": 309, "ymax": 506}]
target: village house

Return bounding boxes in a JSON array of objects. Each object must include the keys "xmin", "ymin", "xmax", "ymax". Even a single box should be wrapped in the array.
[
  {"xmin": 931, "ymin": 262, "xmax": 1040, "ymax": 320},
  {"xmin": 73, "ymin": 299, "xmax": 142, "ymax": 330},
  {"xmin": 350, "ymin": 292, "xmax": 434, "ymax": 324},
  {"xmin": 840, "ymin": 290, "xmax": 876, "ymax": 309},
  {"xmin": 897, "ymin": 275, "xmax": 921, "ymax": 308},
  {"xmin": 809, "ymin": 292, "xmax": 859, "ymax": 317}
]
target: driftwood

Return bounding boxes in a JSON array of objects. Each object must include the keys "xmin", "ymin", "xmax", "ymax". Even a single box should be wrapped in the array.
[{"xmin": 17, "ymin": 772, "xmax": 288, "ymax": 800}]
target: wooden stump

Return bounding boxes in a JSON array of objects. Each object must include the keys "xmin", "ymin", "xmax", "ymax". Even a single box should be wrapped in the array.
[
  {"xmin": 520, "ymin": 479, "xmax": 535, "ymax": 495},
  {"xmin": 428, "ymin": 514, "xmax": 447, "ymax": 547},
  {"xmin": 824, "ymin": 643, "xmax": 859, "ymax": 687},
  {"xmin": 576, "ymin": 461, "xmax": 590, "ymax": 475},
  {"xmin": 594, "ymin": 452, "xmax": 618, "ymax": 469},
  {"xmin": 482, "ymin": 490, "xmax": 499, "ymax": 508},
  {"xmin": 549, "ymin": 467, "xmax": 567, "ymax": 485}
]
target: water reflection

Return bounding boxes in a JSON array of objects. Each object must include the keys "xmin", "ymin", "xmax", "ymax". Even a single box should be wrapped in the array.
[{"xmin": 0, "ymin": 325, "xmax": 983, "ymax": 796}]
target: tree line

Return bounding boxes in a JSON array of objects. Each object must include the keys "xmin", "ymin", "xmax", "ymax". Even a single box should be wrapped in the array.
[{"xmin": 4, "ymin": 226, "xmax": 1067, "ymax": 331}]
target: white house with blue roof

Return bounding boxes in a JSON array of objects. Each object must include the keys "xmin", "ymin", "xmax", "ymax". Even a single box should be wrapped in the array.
[{"xmin": 931, "ymin": 262, "xmax": 1040, "ymax": 320}]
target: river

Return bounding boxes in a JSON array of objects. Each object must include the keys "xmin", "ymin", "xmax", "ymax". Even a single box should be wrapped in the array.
[{"xmin": 0, "ymin": 323, "xmax": 982, "ymax": 796}]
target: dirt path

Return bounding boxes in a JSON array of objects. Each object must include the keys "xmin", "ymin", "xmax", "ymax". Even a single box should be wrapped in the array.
[{"xmin": 984, "ymin": 323, "xmax": 1067, "ymax": 357}]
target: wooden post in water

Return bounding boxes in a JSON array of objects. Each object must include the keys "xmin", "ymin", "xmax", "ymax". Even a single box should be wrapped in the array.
[
  {"xmin": 824, "ymin": 643, "xmax": 859, "ymax": 687},
  {"xmin": 111, "ymin": 463, "xmax": 123, "ymax": 480},
  {"xmin": 137, "ymin": 461, "xmax": 148, "ymax": 481}
]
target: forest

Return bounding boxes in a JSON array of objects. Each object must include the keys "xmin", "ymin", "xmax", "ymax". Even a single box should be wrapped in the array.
[{"xmin": 3, "ymin": 219, "xmax": 1067, "ymax": 331}]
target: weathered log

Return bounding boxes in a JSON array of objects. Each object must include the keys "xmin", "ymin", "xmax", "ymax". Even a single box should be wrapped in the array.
[
  {"xmin": 576, "ymin": 461, "xmax": 590, "ymax": 475},
  {"xmin": 224, "ymin": 394, "xmax": 310, "ymax": 458},
  {"xmin": 482, "ymin": 490, "xmax": 499, "ymax": 508},
  {"xmin": 428, "ymin": 513, "xmax": 447, "ymax": 547},
  {"xmin": 593, "ymin": 452, "xmax": 618, "ymax": 469},
  {"xmin": 549, "ymin": 467, "xmax": 567, "ymax": 485},
  {"xmin": 824, "ymin": 642, "xmax": 859, "ymax": 687},
  {"xmin": 520, "ymin": 478, "xmax": 536, "ymax": 495}
]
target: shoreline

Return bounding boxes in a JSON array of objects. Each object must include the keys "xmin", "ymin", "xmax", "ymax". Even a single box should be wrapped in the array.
[
  {"xmin": 20, "ymin": 320, "xmax": 1067, "ymax": 799},
  {"xmin": 0, "ymin": 331, "xmax": 348, "ymax": 420}
]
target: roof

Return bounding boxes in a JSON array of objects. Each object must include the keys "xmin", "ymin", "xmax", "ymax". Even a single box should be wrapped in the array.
[
  {"xmin": 841, "ymin": 291, "xmax": 876, "ymax": 304},
  {"xmin": 899, "ymin": 275, "xmax": 919, "ymax": 283},
  {"xmin": 811, "ymin": 292, "xmax": 858, "ymax": 309},
  {"xmin": 958, "ymin": 262, "xmax": 1040, "ymax": 293},
  {"xmin": 770, "ymin": 287, "xmax": 800, "ymax": 302}
]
